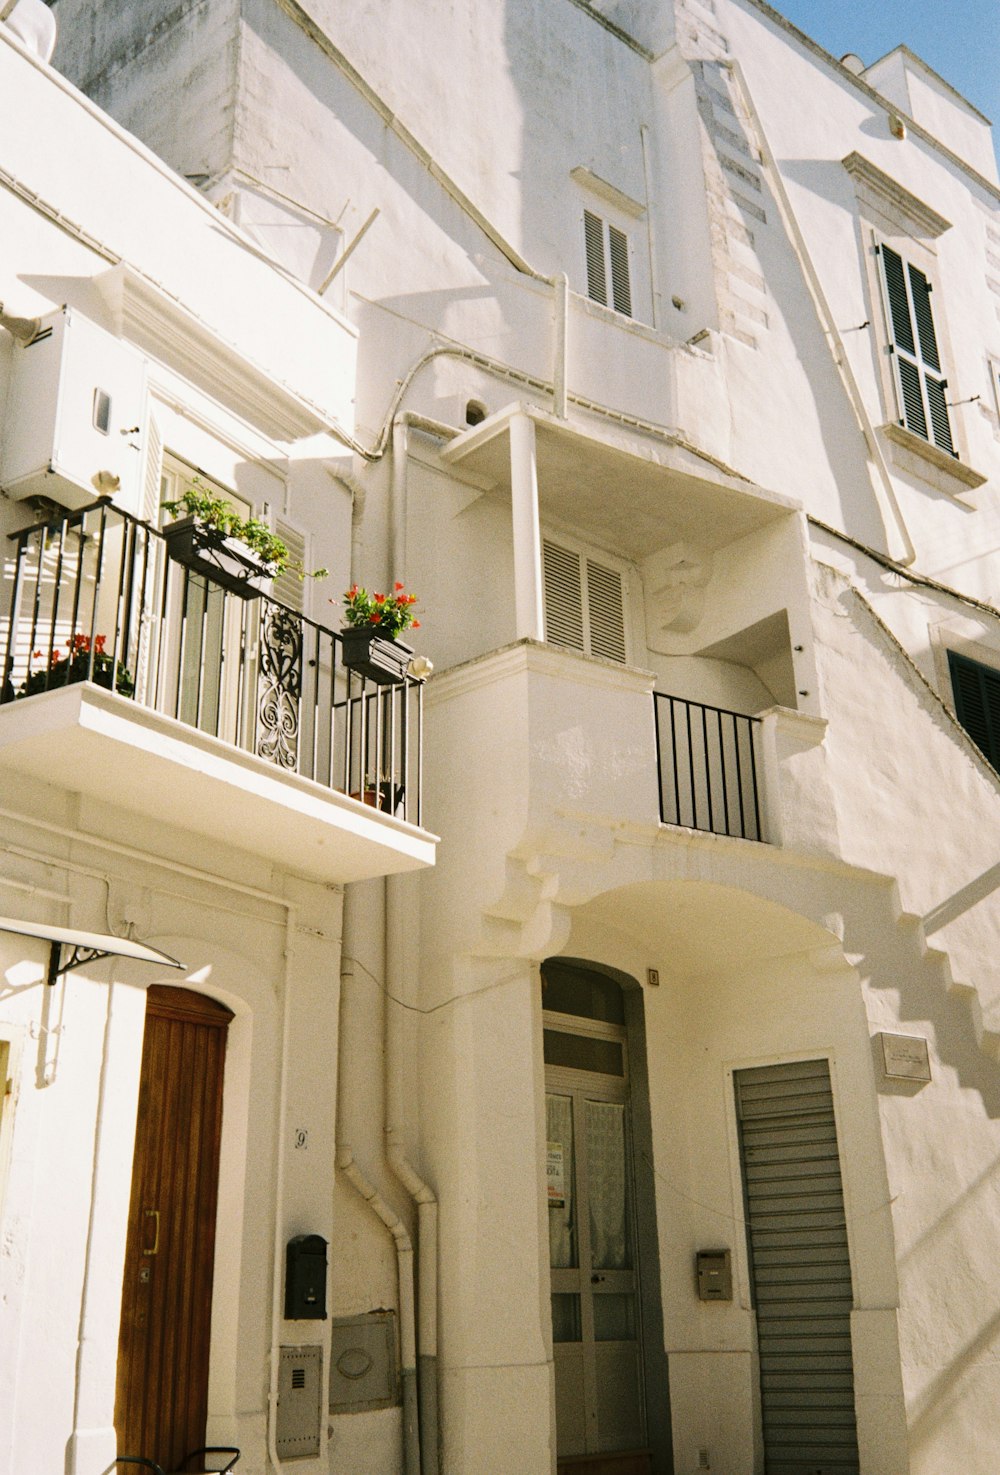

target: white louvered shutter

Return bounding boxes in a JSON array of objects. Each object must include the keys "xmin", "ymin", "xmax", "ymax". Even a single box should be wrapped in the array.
[
  {"xmin": 878, "ymin": 244, "xmax": 955, "ymax": 455},
  {"xmin": 143, "ymin": 415, "xmax": 163, "ymax": 524},
  {"xmin": 583, "ymin": 211, "xmax": 632, "ymax": 319},
  {"xmin": 584, "ymin": 210, "xmax": 607, "ymax": 307},
  {"xmin": 543, "ymin": 538, "xmax": 626, "ymax": 663},
  {"xmin": 586, "ymin": 557, "xmax": 626, "ymax": 662},
  {"xmin": 543, "ymin": 539, "xmax": 585, "ymax": 650},
  {"xmin": 272, "ymin": 519, "xmax": 306, "ymax": 612},
  {"xmin": 608, "ymin": 225, "xmax": 632, "ymax": 318}
]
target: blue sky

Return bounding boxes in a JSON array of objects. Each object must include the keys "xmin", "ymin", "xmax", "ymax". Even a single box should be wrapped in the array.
[{"xmin": 772, "ymin": 0, "xmax": 999, "ymax": 146}]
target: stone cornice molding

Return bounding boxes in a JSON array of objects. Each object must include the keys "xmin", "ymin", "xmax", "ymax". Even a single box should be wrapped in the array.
[{"xmin": 842, "ymin": 152, "xmax": 952, "ymax": 238}]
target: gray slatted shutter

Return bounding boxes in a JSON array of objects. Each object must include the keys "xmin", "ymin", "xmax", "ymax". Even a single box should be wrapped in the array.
[
  {"xmin": 948, "ymin": 649, "xmax": 1000, "ymax": 772},
  {"xmin": 543, "ymin": 539, "xmax": 627, "ymax": 663},
  {"xmin": 878, "ymin": 244, "xmax": 955, "ymax": 456},
  {"xmin": 608, "ymin": 225, "xmax": 632, "ymax": 317},
  {"xmin": 584, "ymin": 211, "xmax": 608, "ymax": 307},
  {"xmin": 735, "ymin": 1059, "xmax": 860, "ymax": 1475}
]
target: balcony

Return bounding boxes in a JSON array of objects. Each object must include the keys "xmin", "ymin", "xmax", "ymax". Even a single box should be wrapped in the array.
[
  {"xmin": 653, "ymin": 692, "xmax": 764, "ymax": 842},
  {"xmin": 0, "ymin": 500, "xmax": 435, "ymax": 881}
]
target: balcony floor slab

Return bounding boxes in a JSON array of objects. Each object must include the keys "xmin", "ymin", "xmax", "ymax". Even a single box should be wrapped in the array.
[{"xmin": 0, "ymin": 684, "xmax": 437, "ymax": 883}]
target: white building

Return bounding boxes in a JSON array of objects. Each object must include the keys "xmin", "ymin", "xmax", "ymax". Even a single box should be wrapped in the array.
[{"xmin": 3, "ymin": 0, "xmax": 1000, "ymax": 1472}]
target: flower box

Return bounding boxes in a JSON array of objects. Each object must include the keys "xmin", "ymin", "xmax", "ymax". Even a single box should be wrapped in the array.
[
  {"xmin": 339, "ymin": 628, "xmax": 413, "ymax": 686},
  {"xmin": 163, "ymin": 515, "xmax": 274, "ymax": 600}
]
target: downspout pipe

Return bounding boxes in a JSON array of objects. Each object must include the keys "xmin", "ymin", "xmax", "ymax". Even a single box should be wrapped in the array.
[
  {"xmin": 336, "ymin": 1143, "xmax": 420, "ymax": 1475},
  {"xmin": 267, "ymin": 906, "xmax": 297, "ymax": 1475},
  {"xmin": 551, "ymin": 273, "xmax": 569, "ymax": 419},
  {"xmin": 335, "ymin": 498, "xmax": 420, "ymax": 1475},
  {"xmin": 385, "ymin": 872, "xmax": 440, "ymax": 1475}
]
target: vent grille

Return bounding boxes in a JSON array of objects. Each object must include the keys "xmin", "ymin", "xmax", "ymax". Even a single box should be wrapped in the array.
[{"xmin": 291, "ymin": 1367, "xmax": 306, "ymax": 1390}]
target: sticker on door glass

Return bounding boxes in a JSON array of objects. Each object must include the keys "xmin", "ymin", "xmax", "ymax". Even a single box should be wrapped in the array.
[{"xmin": 547, "ymin": 1141, "xmax": 566, "ymax": 1207}]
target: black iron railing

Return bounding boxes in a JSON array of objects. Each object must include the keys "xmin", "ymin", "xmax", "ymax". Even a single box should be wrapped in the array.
[
  {"xmin": 653, "ymin": 691, "xmax": 763, "ymax": 841},
  {"xmin": 1, "ymin": 499, "xmax": 425, "ymax": 827}
]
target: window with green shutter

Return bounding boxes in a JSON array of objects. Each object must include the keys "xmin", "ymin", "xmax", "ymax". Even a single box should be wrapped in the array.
[
  {"xmin": 877, "ymin": 243, "xmax": 955, "ymax": 456},
  {"xmin": 948, "ymin": 650, "xmax": 1000, "ymax": 771}
]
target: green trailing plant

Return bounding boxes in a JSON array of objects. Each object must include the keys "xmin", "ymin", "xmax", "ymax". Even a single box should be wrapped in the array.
[
  {"xmin": 19, "ymin": 634, "xmax": 135, "ymax": 699},
  {"xmin": 339, "ymin": 582, "xmax": 420, "ymax": 638},
  {"xmin": 162, "ymin": 482, "xmax": 328, "ymax": 580}
]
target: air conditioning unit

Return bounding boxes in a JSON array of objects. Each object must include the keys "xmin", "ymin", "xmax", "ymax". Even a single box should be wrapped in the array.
[{"xmin": 1, "ymin": 306, "xmax": 147, "ymax": 513}]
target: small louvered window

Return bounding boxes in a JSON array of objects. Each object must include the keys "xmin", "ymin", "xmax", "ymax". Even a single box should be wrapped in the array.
[
  {"xmin": 949, "ymin": 650, "xmax": 1000, "ymax": 772},
  {"xmin": 543, "ymin": 538, "xmax": 627, "ymax": 663},
  {"xmin": 583, "ymin": 212, "xmax": 632, "ymax": 318},
  {"xmin": 878, "ymin": 244, "xmax": 955, "ymax": 456}
]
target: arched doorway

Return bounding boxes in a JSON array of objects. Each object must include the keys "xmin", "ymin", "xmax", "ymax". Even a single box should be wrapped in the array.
[
  {"xmin": 542, "ymin": 959, "xmax": 666, "ymax": 1475},
  {"xmin": 115, "ymin": 985, "xmax": 233, "ymax": 1468}
]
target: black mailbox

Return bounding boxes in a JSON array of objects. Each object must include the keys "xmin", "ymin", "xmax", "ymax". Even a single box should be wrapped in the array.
[{"xmin": 285, "ymin": 1234, "xmax": 328, "ymax": 1320}]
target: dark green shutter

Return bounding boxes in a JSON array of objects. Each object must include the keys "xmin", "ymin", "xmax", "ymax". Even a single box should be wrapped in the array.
[
  {"xmin": 735, "ymin": 1060, "xmax": 860, "ymax": 1475},
  {"xmin": 949, "ymin": 650, "xmax": 1000, "ymax": 771},
  {"xmin": 878, "ymin": 244, "xmax": 955, "ymax": 456}
]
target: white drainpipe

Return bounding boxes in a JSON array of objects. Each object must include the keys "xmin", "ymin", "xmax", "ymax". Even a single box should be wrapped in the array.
[
  {"xmin": 509, "ymin": 411, "xmax": 546, "ymax": 641},
  {"xmin": 385, "ymin": 872, "xmax": 440, "ymax": 1475},
  {"xmin": 551, "ymin": 273, "xmax": 569, "ymax": 418}
]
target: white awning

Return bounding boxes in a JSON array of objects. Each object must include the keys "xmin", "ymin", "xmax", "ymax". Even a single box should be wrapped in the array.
[{"xmin": 0, "ymin": 915, "xmax": 184, "ymax": 982}]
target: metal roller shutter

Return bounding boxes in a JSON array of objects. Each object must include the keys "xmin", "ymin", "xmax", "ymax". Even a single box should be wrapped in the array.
[{"xmin": 734, "ymin": 1060, "xmax": 860, "ymax": 1475}]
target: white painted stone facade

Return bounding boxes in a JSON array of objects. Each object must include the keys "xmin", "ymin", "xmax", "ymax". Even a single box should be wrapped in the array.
[{"xmin": 2, "ymin": 0, "xmax": 1000, "ymax": 1472}]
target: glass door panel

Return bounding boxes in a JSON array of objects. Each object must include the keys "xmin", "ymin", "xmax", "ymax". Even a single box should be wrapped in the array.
[{"xmin": 547, "ymin": 1079, "xmax": 645, "ymax": 1458}]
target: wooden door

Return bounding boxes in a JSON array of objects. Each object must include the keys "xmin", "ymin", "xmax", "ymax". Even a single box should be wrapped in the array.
[{"xmin": 115, "ymin": 986, "xmax": 233, "ymax": 1469}]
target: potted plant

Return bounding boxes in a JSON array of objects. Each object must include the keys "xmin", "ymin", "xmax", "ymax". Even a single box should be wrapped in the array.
[
  {"xmin": 338, "ymin": 582, "xmax": 421, "ymax": 686},
  {"xmin": 18, "ymin": 633, "xmax": 135, "ymax": 699},
  {"xmin": 161, "ymin": 483, "xmax": 327, "ymax": 600}
]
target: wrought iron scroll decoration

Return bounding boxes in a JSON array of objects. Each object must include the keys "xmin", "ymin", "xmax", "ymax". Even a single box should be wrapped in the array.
[{"xmin": 256, "ymin": 602, "xmax": 302, "ymax": 771}]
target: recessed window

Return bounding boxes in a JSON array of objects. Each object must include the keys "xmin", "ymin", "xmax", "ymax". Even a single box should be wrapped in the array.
[
  {"xmin": 583, "ymin": 210, "xmax": 632, "ymax": 317},
  {"xmin": 465, "ymin": 399, "xmax": 487, "ymax": 426},
  {"xmin": 948, "ymin": 650, "xmax": 1000, "ymax": 772},
  {"xmin": 542, "ymin": 537, "xmax": 627, "ymax": 663},
  {"xmin": 876, "ymin": 243, "xmax": 954, "ymax": 455}
]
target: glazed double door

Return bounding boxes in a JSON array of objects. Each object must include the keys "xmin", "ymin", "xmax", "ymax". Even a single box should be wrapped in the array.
[{"xmin": 547, "ymin": 1081, "xmax": 644, "ymax": 1460}]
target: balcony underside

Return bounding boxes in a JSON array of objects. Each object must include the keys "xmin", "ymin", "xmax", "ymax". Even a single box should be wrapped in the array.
[{"xmin": 0, "ymin": 684, "xmax": 437, "ymax": 882}]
